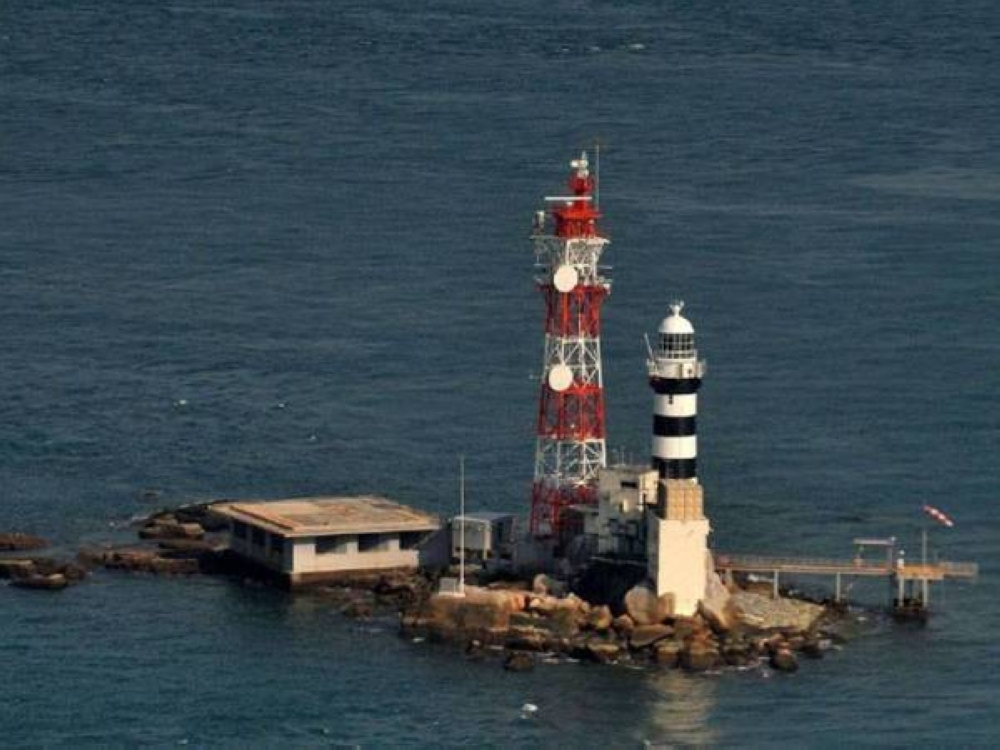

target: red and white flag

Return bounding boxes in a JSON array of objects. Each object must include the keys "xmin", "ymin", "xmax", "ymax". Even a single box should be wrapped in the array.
[{"xmin": 923, "ymin": 504, "xmax": 955, "ymax": 528}]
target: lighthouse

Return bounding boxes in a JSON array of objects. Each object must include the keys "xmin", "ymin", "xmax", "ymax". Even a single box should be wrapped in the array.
[
  {"xmin": 645, "ymin": 301, "xmax": 711, "ymax": 616},
  {"xmin": 529, "ymin": 152, "xmax": 610, "ymax": 538},
  {"xmin": 648, "ymin": 301, "xmax": 705, "ymax": 480}
]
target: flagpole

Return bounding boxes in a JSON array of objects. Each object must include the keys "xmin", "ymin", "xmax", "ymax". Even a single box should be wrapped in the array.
[
  {"xmin": 921, "ymin": 525, "xmax": 929, "ymax": 605},
  {"xmin": 459, "ymin": 454, "xmax": 466, "ymax": 596}
]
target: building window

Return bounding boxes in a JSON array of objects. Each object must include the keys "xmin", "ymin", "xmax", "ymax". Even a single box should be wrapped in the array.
[
  {"xmin": 251, "ymin": 527, "xmax": 266, "ymax": 547},
  {"xmin": 358, "ymin": 533, "xmax": 387, "ymax": 553},
  {"xmin": 316, "ymin": 536, "xmax": 349, "ymax": 555},
  {"xmin": 400, "ymin": 531, "xmax": 424, "ymax": 550},
  {"xmin": 232, "ymin": 521, "xmax": 248, "ymax": 540}
]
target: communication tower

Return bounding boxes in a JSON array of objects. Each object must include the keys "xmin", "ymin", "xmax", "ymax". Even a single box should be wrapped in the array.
[{"xmin": 529, "ymin": 152, "xmax": 611, "ymax": 537}]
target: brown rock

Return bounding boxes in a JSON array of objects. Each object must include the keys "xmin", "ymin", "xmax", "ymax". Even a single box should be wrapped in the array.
[
  {"xmin": 654, "ymin": 640, "xmax": 682, "ymax": 667},
  {"xmin": 139, "ymin": 521, "xmax": 205, "ymax": 541},
  {"xmin": 625, "ymin": 583, "xmax": 673, "ymax": 626},
  {"xmin": 681, "ymin": 646, "xmax": 720, "ymax": 672},
  {"xmin": 585, "ymin": 639, "xmax": 622, "ymax": 664},
  {"xmin": 798, "ymin": 639, "xmax": 824, "ymax": 659},
  {"xmin": 503, "ymin": 651, "xmax": 535, "ymax": 672},
  {"xmin": 629, "ymin": 624, "xmax": 674, "ymax": 650},
  {"xmin": 0, "ymin": 559, "xmax": 36, "ymax": 579},
  {"xmin": 531, "ymin": 573, "xmax": 567, "ymax": 597},
  {"xmin": 586, "ymin": 605, "xmax": 613, "ymax": 631},
  {"xmin": 730, "ymin": 591, "xmax": 824, "ymax": 633},
  {"xmin": 770, "ymin": 648, "xmax": 799, "ymax": 673},
  {"xmin": 699, "ymin": 570, "xmax": 734, "ymax": 633},
  {"xmin": 0, "ymin": 533, "xmax": 48, "ymax": 551},
  {"xmin": 612, "ymin": 613, "xmax": 636, "ymax": 636},
  {"xmin": 11, "ymin": 573, "xmax": 68, "ymax": 591}
]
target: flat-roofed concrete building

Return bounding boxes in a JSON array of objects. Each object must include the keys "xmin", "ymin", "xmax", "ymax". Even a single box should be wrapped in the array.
[{"xmin": 214, "ymin": 495, "xmax": 442, "ymax": 586}]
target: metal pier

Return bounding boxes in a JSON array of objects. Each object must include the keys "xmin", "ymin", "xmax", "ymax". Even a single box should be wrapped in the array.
[{"xmin": 714, "ymin": 551, "xmax": 978, "ymax": 616}]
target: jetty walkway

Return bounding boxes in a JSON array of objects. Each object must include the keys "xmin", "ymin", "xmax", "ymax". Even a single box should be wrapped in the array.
[{"xmin": 715, "ymin": 552, "xmax": 978, "ymax": 607}]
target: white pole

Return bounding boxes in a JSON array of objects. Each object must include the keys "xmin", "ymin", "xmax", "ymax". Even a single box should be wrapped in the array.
[{"xmin": 459, "ymin": 454, "xmax": 466, "ymax": 596}]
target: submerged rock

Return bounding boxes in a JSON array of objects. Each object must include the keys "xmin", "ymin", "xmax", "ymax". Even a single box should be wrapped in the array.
[
  {"xmin": 770, "ymin": 648, "xmax": 799, "ymax": 673},
  {"xmin": 0, "ymin": 533, "xmax": 48, "ymax": 552},
  {"xmin": 654, "ymin": 640, "xmax": 682, "ymax": 668},
  {"xmin": 629, "ymin": 624, "xmax": 673, "ymax": 650},
  {"xmin": 0, "ymin": 559, "xmax": 36, "ymax": 579},
  {"xmin": 11, "ymin": 573, "xmax": 68, "ymax": 591},
  {"xmin": 138, "ymin": 521, "xmax": 205, "ymax": 541},
  {"xmin": 584, "ymin": 638, "xmax": 622, "ymax": 664},
  {"xmin": 503, "ymin": 651, "xmax": 535, "ymax": 672}
]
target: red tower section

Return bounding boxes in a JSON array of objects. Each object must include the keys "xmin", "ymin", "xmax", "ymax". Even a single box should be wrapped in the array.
[{"xmin": 529, "ymin": 153, "xmax": 610, "ymax": 538}]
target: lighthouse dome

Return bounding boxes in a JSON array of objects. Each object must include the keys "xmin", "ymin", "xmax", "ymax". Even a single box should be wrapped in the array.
[{"xmin": 658, "ymin": 302, "xmax": 694, "ymax": 335}]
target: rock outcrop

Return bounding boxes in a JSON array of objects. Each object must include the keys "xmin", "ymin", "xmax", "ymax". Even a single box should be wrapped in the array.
[
  {"xmin": 624, "ymin": 583, "xmax": 673, "ymax": 625},
  {"xmin": 698, "ymin": 569, "xmax": 734, "ymax": 632},
  {"xmin": 0, "ymin": 533, "xmax": 48, "ymax": 551},
  {"xmin": 730, "ymin": 591, "xmax": 824, "ymax": 633}
]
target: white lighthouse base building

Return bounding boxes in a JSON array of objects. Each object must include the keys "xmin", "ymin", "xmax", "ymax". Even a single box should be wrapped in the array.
[{"xmin": 646, "ymin": 480, "xmax": 710, "ymax": 616}]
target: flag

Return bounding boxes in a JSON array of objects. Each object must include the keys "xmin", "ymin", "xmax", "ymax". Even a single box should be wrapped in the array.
[{"xmin": 923, "ymin": 504, "xmax": 955, "ymax": 528}]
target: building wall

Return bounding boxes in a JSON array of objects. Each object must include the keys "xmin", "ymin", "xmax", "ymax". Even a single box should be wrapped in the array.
[
  {"xmin": 289, "ymin": 532, "xmax": 424, "ymax": 574},
  {"xmin": 647, "ymin": 517, "xmax": 710, "ymax": 616}
]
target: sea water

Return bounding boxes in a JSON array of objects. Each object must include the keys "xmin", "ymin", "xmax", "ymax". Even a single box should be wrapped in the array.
[{"xmin": 1, "ymin": 1, "xmax": 998, "ymax": 746}]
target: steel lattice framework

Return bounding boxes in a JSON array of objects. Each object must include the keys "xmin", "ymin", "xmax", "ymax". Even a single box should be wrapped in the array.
[{"xmin": 529, "ymin": 153, "xmax": 611, "ymax": 538}]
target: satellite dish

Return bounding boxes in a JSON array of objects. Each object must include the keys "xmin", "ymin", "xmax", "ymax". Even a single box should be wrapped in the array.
[
  {"xmin": 547, "ymin": 364, "xmax": 573, "ymax": 392},
  {"xmin": 553, "ymin": 264, "xmax": 578, "ymax": 293}
]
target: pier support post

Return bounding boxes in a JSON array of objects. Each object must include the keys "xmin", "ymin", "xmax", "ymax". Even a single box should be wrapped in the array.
[
  {"xmin": 772, "ymin": 570, "xmax": 779, "ymax": 599},
  {"xmin": 835, "ymin": 573, "xmax": 842, "ymax": 603}
]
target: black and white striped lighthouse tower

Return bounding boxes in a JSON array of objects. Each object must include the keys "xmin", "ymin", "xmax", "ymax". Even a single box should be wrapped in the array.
[{"xmin": 647, "ymin": 302, "xmax": 707, "ymax": 480}]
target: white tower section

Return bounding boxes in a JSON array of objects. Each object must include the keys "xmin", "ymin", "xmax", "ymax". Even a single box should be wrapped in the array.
[{"xmin": 645, "ymin": 302, "xmax": 711, "ymax": 616}]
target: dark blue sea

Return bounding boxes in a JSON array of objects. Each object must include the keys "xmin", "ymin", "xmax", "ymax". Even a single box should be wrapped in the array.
[{"xmin": 2, "ymin": 1, "xmax": 998, "ymax": 746}]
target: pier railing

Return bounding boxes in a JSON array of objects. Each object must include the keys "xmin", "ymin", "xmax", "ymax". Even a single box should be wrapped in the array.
[{"xmin": 715, "ymin": 553, "xmax": 978, "ymax": 580}]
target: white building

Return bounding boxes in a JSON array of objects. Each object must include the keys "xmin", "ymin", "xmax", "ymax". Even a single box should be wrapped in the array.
[
  {"xmin": 583, "ymin": 465, "xmax": 659, "ymax": 558},
  {"xmin": 214, "ymin": 495, "xmax": 442, "ymax": 586},
  {"xmin": 451, "ymin": 512, "xmax": 516, "ymax": 563}
]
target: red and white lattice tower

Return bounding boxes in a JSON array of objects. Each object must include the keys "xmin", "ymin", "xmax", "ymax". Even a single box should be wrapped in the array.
[{"xmin": 529, "ymin": 151, "xmax": 610, "ymax": 538}]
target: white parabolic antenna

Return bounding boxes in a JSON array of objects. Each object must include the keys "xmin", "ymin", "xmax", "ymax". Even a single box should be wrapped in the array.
[
  {"xmin": 553, "ymin": 264, "xmax": 578, "ymax": 293},
  {"xmin": 547, "ymin": 363, "xmax": 573, "ymax": 392}
]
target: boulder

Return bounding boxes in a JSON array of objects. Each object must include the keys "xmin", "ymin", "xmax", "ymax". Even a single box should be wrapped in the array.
[
  {"xmin": 612, "ymin": 614, "xmax": 636, "ymax": 636},
  {"xmin": 531, "ymin": 574, "xmax": 567, "ymax": 597},
  {"xmin": 654, "ymin": 640, "xmax": 682, "ymax": 668},
  {"xmin": 584, "ymin": 639, "xmax": 622, "ymax": 664},
  {"xmin": 629, "ymin": 624, "xmax": 673, "ymax": 650},
  {"xmin": 0, "ymin": 559, "xmax": 36, "ymax": 579},
  {"xmin": 101, "ymin": 548, "xmax": 199, "ymax": 575},
  {"xmin": 0, "ymin": 533, "xmax": 48, "ymax": 551},
  {"xmin": 11, "ymin": 573, "xmax": 68, "ymax": 591},
  {"xmin": 720, "ymin": 638, "xmax": 753, "ymax": 667},
  {"xmin": 681, "ymin": 643, "xmax": 720, "ymax": 672},
  {"xmin": 505, "ymin": 627, "xmax": 550, "ymax": 652},
  {"xmin": 156, "ymin": 539, "xmax": 220, "ymax": 554},
  {"xmin": 503, "ymin": 651, "xmax": 535, "ymax": 672},
  {"xmin": 770, "ymin": 648, "xmax": 799, "ymax": 673},
  {"xmin": 699, "ymin": 570, "xmax": 734, "ymax": 633},
  {"xmin": 730, "ymin": 591, "xmax": 824, "ymax": 633},
  {"xmin": 139, "ymin": 521, "xmax": 205, "ymax": 541},
  {"xmin": 341, "ymin": 598, "xmax": 374, "ymax": 619},
  {"xmin": 798, "ymin": 639, "xmax": 824, "ymax": 660},
  {"xmin": 624, "ymin": 583, "xmax": 673, "ymax": 626},
  {"xmin": 586, "ymin": 605, "xmax": 613, "ymax": 632}
]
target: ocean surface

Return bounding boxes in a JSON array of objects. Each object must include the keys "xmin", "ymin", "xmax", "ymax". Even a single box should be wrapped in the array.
[{"xmin": 2, "ymin": 1, "xmax": 998, "ymax": 746}]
